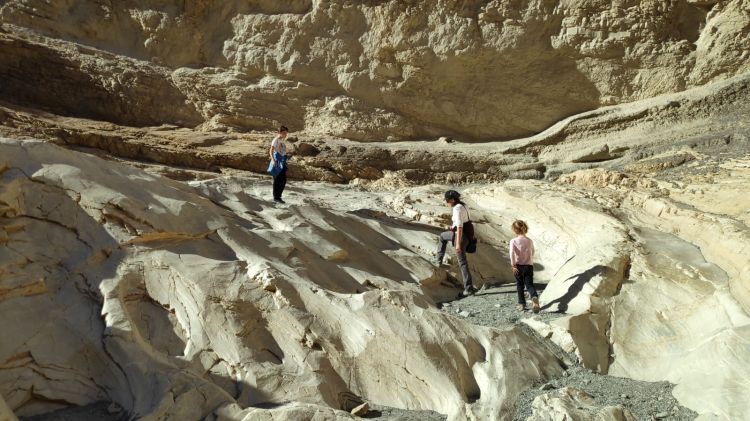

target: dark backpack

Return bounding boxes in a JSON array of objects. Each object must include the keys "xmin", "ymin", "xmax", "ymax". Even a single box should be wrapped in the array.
[
  {"xmin": 464, "ymin": 221, "xmax": 478, "ymax": 253},
  {"xmin": 451, "ymin": 204, "xmax": 478, "ymax": 253}
]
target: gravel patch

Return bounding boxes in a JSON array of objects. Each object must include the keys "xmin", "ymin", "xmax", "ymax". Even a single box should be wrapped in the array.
[
  {"xmin": 513, "ymin": 366, "xmax": 697, "ymax": 421},
  {"xmin": 439, "ymin": 283, "xmax": 559, "ymax": 328},
  {"xmin": 366, "ymin": 405, "xmax": 447, "ymax": 420},
  {"xmin": 440, "ymin": 283, "xmax": 698, "ymax": 421}
]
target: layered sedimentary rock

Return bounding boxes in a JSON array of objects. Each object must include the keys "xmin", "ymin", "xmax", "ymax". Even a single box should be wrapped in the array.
[
  {"xmin": 1, "ymin": 70, "xmax": 749, "ymax": 186},
  {"xmin": 1, "ymin": 133, "xmax": 749, "ymax": 420},
  {"xmin": 339, "ymin": 155, "xmax": 749, "ymax": 419},
  {"xmin": 0, "ymin": 139, "xmax": 568, "ymax": 420},
  {"xmin": 1, "ymin": 0, "xmax": 750, "ymax": 140},
  {"xmin": 539, "ymin": 163, "xmax": 750, "ymax": 420},
  {"xmin": 1, "ymin": 1, "xmax": 749, "ymax": 420}
]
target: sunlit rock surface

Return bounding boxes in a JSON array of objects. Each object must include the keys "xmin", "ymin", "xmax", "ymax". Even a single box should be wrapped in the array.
[
  {"xmin": 1, "ymin": 0, "xmax": 749, "ymax": 139},
  {"xmin": 0, "ymin": 139, "xmax": 568, "ymax": 420}
]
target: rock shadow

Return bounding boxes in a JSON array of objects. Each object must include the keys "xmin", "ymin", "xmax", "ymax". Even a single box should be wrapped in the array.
[
  {"xmin": 0, "ymin": 167, "xmax": 129, "ymax": 416},
  {"xmin": 540, "ymin": 265, "xmax": 607, "ymax": 312}
]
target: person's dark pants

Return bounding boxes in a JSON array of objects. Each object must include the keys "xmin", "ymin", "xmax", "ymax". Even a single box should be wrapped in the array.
[
  {"xmin": 514, "ymin": 264, "xmax": 537, "ymax": 306},
  {"xmin": 436, "ymin": 230, "xmax": 473, "ymax": 293},
  {"xmin": 273, "ymin": 167, "xmax": 287, "ymax": 200}
]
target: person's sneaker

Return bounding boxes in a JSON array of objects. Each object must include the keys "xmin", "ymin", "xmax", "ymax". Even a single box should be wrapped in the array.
[
  {"xmin": 455, "ymin": 287, "xmax": 477, "ymax": 300},
  {"xmin": 274, "ymin": 198, "xmax": 285, "ymax": 204},
  {"xmin": 532, "ymin": 297, "xmax": 540, "ymax": 314},
  {"xmin": 516, "ymin": 304, "xmax": 526, "ymax": 312}
]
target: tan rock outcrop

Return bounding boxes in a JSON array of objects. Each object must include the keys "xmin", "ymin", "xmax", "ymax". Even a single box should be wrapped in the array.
[
  {"xmin": 1, "ymin": 0, "xmax": 749, "ymax": 139},
  {"xmin": 2, "ymin": 135, "xmax": 749, "ymax": 420},
  {"xmin": 0, "ymin": 394, "xmax": 17, "ymax": 421},
  {"xmin": 550, "ymin": 162, "xmax": 750, "ymax": 420},
  {"xmin": 0, "ymin": 3, "xmax": 748, "ymax": 421},
  {"xmin": 0, "ymin": 139, "xmax": 566, "ymax": 420}
]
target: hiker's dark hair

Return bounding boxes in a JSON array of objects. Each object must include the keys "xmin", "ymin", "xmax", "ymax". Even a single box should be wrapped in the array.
[
  {"xmin": 279, "ymin": 125, "xmax": 289, "ymax": 132},
  {"xmin": 444, "ymin": 190, "xmax": 463, "ymax": 205}
]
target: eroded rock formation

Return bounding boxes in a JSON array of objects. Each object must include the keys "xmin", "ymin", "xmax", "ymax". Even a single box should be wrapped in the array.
[
  {"xmin": 1, "ymin": 1, "xmax": 749, "ymax": 420},
  {"xmin": 2, "ymin": 128, "xmax": 748, "ymax": 419},
  {"xmin": 1, "ymin": 0, "xmax": 750, "ymax": 140},
  {"xmin": 1, "ymin": 139, "xmax": 570, "ymax": 420}
]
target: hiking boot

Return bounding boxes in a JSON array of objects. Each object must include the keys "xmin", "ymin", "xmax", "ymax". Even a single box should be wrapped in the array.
[
  {"xmin": 456, "ymin": 287, "xmax": 477, "ymax": 300},
  {"xmin": 532, "ymin": 297, "xmax": 540, "ymax": 314},
  {"xmin": 516, "ymin": 304, "xmax": 526, "ymax": 312}
]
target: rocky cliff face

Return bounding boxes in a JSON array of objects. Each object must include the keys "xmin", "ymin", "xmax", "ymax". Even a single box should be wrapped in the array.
[
  {"xmin": 1, "ymin": 1, "xmax": 749, "ymax": 421},
  {"xmin": 1, "ymin": 0, "xmax": 749, "ymax": 140}
]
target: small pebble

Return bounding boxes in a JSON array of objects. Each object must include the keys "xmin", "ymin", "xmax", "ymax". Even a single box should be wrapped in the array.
[
  {"xmin": 494, "ymin": 303, "xmax": 501, "ymax": 308},
  {"xmin": 107, "ymin": 403, "xmax": 121, "ymax": 414},
  {"xmin": 459, "ymin": 310, "xmax": 471, "ymax": 317},
  {"xmin": 540, "ymin": 382, "xmax": 555, "ymax": 391},
  {"xmin": 654, "ymin": 412, "xmax": 669, "ymax": 419},
  {"xmin": 621, "ymin": 393, "xmax": 629, "ymax": 399}
]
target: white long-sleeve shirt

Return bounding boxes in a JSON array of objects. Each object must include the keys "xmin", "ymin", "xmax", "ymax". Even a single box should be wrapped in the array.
[
  {"xmin": 509, "ymin": 235, "xmax": 534, "ymax": 266},
  {"xmin": 451, "ymin": 204, "xmax": 469, "ymax": 228}
]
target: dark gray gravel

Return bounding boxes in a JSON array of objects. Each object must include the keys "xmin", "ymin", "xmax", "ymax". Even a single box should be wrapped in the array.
[
  {"xmin": 440, "ymin": 283, "xmax": 697, "ymax": 421},
  {"xmin": 513, "ymin": 366, "xmax": 697, "ymax": 421},
  {"xmin": 439, "ymin": 283, "xmax": 561, "ymax": 328},
  {"xmin": 366, "ymin": 405, "xmax": 447, "ymax": 420}
]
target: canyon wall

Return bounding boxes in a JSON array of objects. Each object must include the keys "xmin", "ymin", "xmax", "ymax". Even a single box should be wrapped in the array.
[{"xmin": 1, "ymin": 0, "xmax": 749, "ymax": 140}]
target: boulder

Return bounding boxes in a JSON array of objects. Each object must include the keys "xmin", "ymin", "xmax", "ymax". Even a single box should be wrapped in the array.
[{"xmin": 526, "ymin": 387, "xmax": 636, "ymax": 421}]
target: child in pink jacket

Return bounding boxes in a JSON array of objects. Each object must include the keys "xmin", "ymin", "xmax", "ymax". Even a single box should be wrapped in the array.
[{"xmin": 509, "ymin": 220, "xmax": 539, "ymax": 313}]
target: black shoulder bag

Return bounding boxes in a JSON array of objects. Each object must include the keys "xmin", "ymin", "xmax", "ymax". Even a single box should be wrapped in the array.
[{"xmin": 464, "ymin": 207, "xmax": 478, "ymax": 253}]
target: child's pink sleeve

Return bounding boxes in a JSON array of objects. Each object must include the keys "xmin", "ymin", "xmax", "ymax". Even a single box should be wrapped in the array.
[{"xmin": 509, "ymin": 239, "xmax": 516, "ymax": 265}]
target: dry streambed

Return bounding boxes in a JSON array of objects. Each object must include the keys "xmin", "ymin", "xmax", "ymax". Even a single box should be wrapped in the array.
[{"xmin": 441, "ymin": 288, "xmax": 697, "ymax": 420}]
